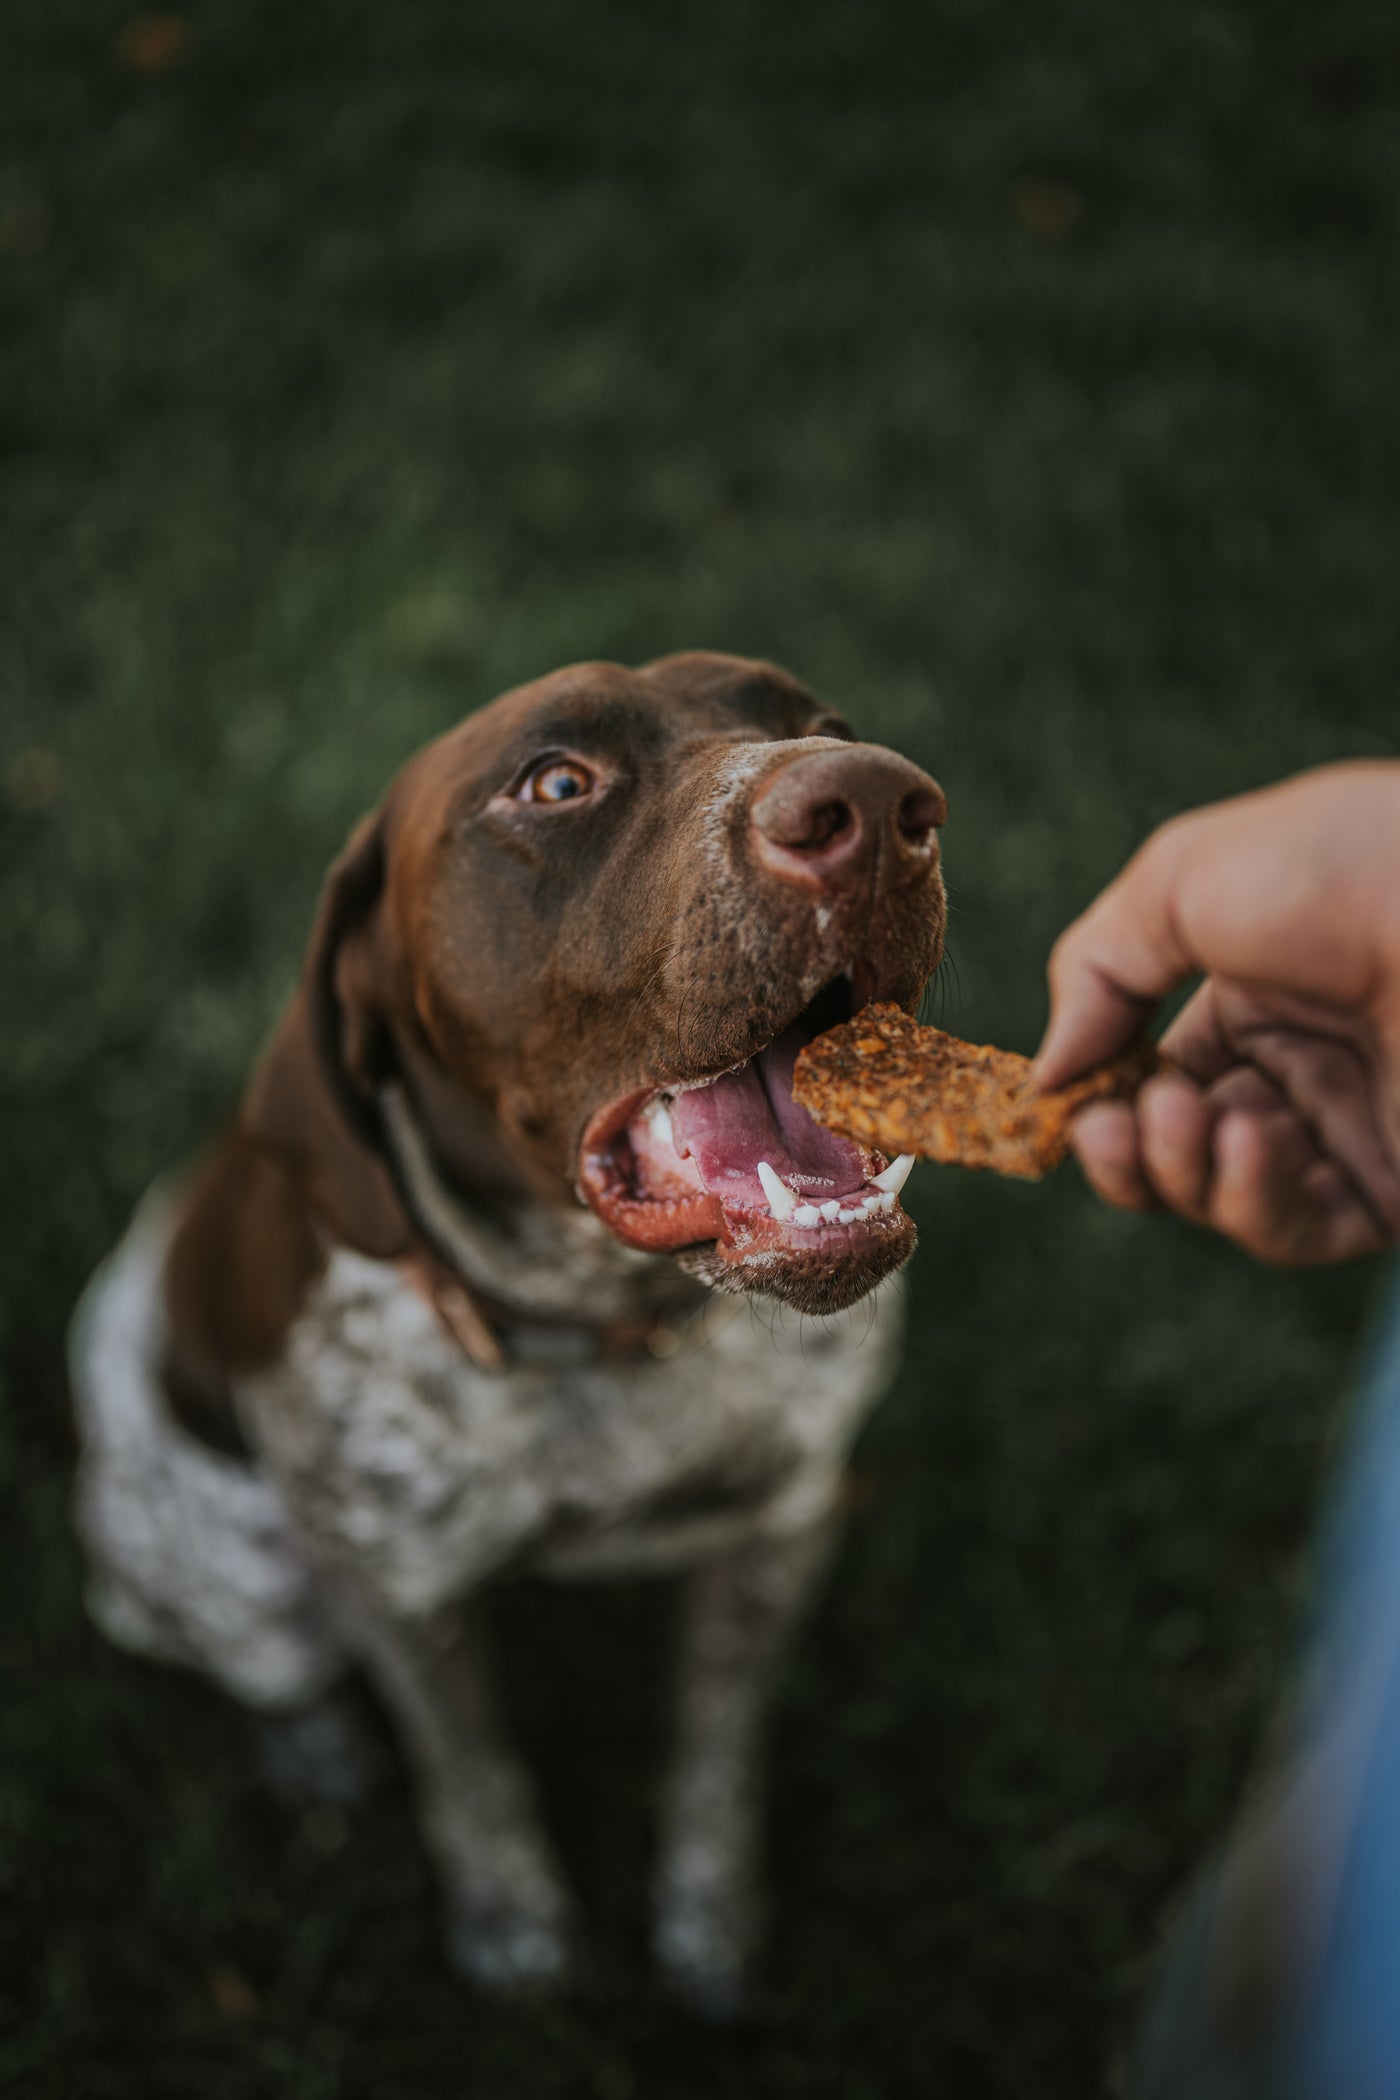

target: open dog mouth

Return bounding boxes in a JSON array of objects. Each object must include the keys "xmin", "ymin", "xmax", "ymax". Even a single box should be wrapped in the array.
[{"xmin": 578, "ymin": 980, "xmax": 915, "ymax": 1264}]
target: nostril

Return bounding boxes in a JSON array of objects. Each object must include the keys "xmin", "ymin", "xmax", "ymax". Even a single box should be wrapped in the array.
[
  {"xmin": 757, "ymin": 794, "xmax": 857, "ymax": 853},
  {"xmin": 803, "ymin": 801, "xmax": 853, "ymax": 851},
  {"xmin": 897, "ymin": 787, "xmax": 945, "ymax": 843}
]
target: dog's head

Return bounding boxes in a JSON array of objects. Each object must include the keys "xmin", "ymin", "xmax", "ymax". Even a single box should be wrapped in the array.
[{"xmin": 255, "ymin": 653, "xmax": 947, "ymax": 1316}]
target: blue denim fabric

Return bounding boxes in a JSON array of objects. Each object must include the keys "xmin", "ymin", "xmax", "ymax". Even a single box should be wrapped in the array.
[{"xmin": 1137, "ymin": 1273, "xmax": 1400, "ymax": 2100}]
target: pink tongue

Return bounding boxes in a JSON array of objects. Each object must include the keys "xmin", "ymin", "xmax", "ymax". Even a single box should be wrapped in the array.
[{"xmin": 670, "ymin": 1031, "xmax": 870, "ymax": 1207}]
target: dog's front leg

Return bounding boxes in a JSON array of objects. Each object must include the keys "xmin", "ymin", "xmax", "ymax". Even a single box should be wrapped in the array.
[
  {"xmin": 654, "ymin": 1508, "xmax": 838, "ymax": 2020},
  {"xmin": 339, "ymin": 1591, "xmax": 576, "ymax": 1990}
]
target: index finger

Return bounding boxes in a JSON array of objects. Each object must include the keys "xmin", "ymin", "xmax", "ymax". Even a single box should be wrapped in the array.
[{"xmin": 1035, "ymin": 819, "xmax": 1197, "ymax": 1088}]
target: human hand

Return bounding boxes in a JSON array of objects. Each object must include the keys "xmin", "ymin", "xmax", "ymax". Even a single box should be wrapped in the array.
[{"xmin": 1035, "ymin": 764, "xmax": 1400, "ymax": 1264}]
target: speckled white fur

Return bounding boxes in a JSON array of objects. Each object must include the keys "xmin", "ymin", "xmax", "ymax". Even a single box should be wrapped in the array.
[
  {"xmin": 71, "ymin": 1183, "xmax": 903, "ymax": 1707},
  {"xmin": 69, "ymin": 1185, "xmax": 345, "ymax": 1710},
  {"xmin": 70, "ymin": 1174, "xmax": 906, "ymax": 2001}
]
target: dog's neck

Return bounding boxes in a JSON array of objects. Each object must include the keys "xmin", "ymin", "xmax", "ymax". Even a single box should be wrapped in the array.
[{"xmin": 373, "ymin": 1055, "xmax": 708, "ymax": 1348}]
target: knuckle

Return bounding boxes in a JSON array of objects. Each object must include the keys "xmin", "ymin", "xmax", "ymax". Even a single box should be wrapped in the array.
[{"xmin": 1142, "ymin": 809, "xmax": 1196, "ymax": 868}]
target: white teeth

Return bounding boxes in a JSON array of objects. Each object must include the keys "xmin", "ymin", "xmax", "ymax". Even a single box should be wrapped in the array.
[
  {"xmin": 756, "ymin": 1160, "xmax": 797, "ymax": 1220},
  {"xmin": 872, "ymin": 1153, "xmax": 915, "ymax": 1196},
  {"xmin": 644, "ymin": 1096, "xmax": 677, "ymax": 1153},
  {"xmin": 755, "ymin": 1175, "xmax": 899, "ymax": 1233}
]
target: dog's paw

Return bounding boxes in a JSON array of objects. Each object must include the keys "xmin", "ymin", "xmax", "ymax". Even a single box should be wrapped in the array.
[
  {"xmin": 653, "ymin": 1874, "xmax": 761, "ymax": 2026},
  {"xmin": 445, "ymin": 1887, "xmax": 578, "ymax": 1994}
]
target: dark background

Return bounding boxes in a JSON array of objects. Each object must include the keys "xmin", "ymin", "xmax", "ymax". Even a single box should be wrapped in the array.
[{"xmin": 3, "ymin": 2, "xmax": 1398, "ymax": 2093}]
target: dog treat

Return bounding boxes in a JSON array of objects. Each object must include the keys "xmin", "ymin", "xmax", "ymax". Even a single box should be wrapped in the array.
[{"xmin": 793, "ymin": 1003, "xmax": 1161, "ymax": 1180}]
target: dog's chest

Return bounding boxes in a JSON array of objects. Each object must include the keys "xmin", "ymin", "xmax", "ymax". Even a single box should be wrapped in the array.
[{"xmin": 238, "ymin": 1250, "xmax": 903, "ymax": 1611}]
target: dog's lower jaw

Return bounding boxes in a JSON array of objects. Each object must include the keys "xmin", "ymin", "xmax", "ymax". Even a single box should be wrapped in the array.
[{"xmin": 675, "ymin": 1213, "xmax": 917, "ymax": 1314}]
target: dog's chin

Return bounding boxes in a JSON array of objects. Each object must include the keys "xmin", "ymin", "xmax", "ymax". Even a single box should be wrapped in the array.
[{"xmin": 673, "ymin": 1210, "xmax": 917, "ymax": 1314}]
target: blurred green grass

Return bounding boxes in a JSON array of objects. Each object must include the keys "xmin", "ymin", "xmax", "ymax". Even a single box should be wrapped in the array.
[{"xmin": 2, "ymin": 1, "xmax": 1398, "ymax": 2092}]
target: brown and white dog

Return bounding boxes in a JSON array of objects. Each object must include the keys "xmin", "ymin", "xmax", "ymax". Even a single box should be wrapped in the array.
[{"xmin": 68, "ymin": 652, "xmax": 946, "ymax": 2015}]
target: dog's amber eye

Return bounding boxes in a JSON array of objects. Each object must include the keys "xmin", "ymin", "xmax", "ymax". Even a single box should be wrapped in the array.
[{"xmin": 518, "ymin": 758, "xmax": 596, "ymax": 804}]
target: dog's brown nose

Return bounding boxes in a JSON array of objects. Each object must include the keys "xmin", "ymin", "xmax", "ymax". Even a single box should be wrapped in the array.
[{"xmin": 749, "ymin": 745, "xmax": 946, "ymax": 894}]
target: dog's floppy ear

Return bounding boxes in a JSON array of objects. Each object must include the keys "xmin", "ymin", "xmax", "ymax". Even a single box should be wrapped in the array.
[
  {"xmin": 242, "ymin": 808, "xmax": 410, "ymax": 1258},
  {"xmin": 304, "ymin": 808, "xmax": 397, "ymax": 1150}
]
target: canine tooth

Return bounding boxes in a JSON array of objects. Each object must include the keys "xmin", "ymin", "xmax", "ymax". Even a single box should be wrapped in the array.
[
  {"xmin": 757, "ymin": 1160, "xmax": 797, "ymax": 1220},
  {"xmin": 792, "ymin": 1204, "xmax": 821, "ymax": 1228},
  {"xmin": 876, "ymin": 1190, "xmax": 896, "ymax": 1211},
  {"xmin": 819, "ymin": 1200, "xmax": 841, "ymax": 1221},
  {"xmin": 871, "ymin": 1153, "xmax": 915, "ymax": 1196},
  {"xmin": 837, "ymin": 1207, "xmax": 859, "ymax": 1224}
]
